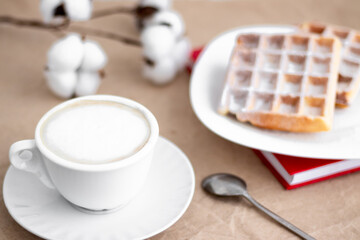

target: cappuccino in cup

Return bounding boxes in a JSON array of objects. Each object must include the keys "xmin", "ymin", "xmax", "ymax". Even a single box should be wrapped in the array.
[
  {"xmin": 9, "ymin": 95, "xmax": 159, "ymax": 211},
  {"xmin": 40, "ymin": 100, "xmax": 151, "ymax": 164}
]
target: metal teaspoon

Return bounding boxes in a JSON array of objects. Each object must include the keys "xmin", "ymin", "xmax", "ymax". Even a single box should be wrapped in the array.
[{"xmin": 202, "ymin": 173, "xmax": 315, "ymax": 240}]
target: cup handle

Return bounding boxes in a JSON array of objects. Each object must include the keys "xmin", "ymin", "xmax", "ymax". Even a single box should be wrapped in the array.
[{"xmin": 9, "ymin": 139, "xmax": 55, "ymax": 189}]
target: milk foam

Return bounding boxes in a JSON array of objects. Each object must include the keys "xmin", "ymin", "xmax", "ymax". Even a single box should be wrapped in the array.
[{"xmin": 41, "ymin": 100, "xmax": 150, "ymax": 164}]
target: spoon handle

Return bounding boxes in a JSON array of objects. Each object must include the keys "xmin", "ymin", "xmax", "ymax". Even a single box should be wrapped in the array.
[{"xmin": 243, "ymin": 193, "xmax": 315, "ymax": 240}]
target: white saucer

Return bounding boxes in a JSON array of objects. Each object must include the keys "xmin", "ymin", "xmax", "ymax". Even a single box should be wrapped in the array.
[{"xmin": 3, "ymin": 137, "xmax": 195, "ymax": 240}]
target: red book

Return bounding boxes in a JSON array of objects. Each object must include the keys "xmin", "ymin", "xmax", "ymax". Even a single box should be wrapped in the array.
[{"xmin": 254, "ymin": 150, "xmax": 360, "ymax": 190}]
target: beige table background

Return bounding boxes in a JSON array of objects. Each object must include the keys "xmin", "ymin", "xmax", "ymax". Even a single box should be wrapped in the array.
[{"xmin": 1, "ymin": 0, "xmax": 360, "ymax": 239}]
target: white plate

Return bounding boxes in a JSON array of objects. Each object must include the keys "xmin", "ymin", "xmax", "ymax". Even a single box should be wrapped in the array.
[
  {"xmin": 190, "ymin": 25, "xmax": 360, "ymax": 159},
  {"xmin": 3, "ymin": 137, "xmax": 195, "ymax": 240}
]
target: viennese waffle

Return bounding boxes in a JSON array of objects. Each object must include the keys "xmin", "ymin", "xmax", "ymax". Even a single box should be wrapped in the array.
[
  {"xmin": 218, "ymin": 33, "xmax": 342, "ymax": 132},
  {"xmin": 301, "ymin": 22, "xmax": 360, "ymax": 107}
]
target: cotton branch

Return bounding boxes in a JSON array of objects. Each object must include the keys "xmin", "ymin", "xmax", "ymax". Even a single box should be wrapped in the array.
[
  {"xmin": 69, "ymin": 25, "xmax": 141, "ymax": 46},
  {"xmin": 91, "ymin": 6, "xmax": 135, "ymax": 19},
  {"xmin": 0, "ymin": 15, "xmax": 69, "ymax": 30},
  {"xmin": 0, "ymin": 15, "xmax": 141, "ymax": 47}
]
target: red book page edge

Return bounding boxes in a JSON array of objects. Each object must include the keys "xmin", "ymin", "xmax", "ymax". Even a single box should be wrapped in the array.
[
  {"xmin": 253, "ymin": 150, "xmax": 360, "ymax": 190},
  {"xmin": 272, "ymin": 153, "xmax": 342, "ymax": 175}
]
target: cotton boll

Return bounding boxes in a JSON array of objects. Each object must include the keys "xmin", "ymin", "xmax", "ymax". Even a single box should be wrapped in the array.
[
  {"xmin": 141, "ymin": 25, "xmax": 176, "ymax": 61},
  {"xmin": 44, "ymin": 70, "xmax": 77, "ymax": 98},
  {"xmin": 80, "ymin": 40, "xmax": 107, "ymax": 71},
  {"xmin": 145, "ymin": 10, "xmax": 185, "ymax": 39},
  {"xmin": 40, "ymin": 0, "xmax": 63, "ymax": 23},
  {"xmin": 47, "ymin": 33, "xmax": 84, "ymax": 71},
  {"xmin": 172, "ymin": 37, "xmax": 191, "ymax": 71},
  {"xmin": 64, "ymin": 0, "xmax": 93, "ymax": 21},
  {"xmin": 139, "ymin": 0, "xmax": 172, "ymax": 10},
  {"xmin": 75, "ymin": 71, "xmax": 101, "ymax": 96},
  {"xmin": 143, "ymin": 57, "xmax": 177, "ymax": 85}
]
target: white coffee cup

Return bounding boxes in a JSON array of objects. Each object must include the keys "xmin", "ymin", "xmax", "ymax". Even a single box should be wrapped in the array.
[{"xmin": 9, "ymin": 95, "xmax": 159, "ymax": 212}]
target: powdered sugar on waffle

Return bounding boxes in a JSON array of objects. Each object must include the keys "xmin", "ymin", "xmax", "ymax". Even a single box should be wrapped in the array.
[
  {"xmin": 219, "ymin": 33, "xmax": 342, "ymax": 132},
  {"xmin": 301, "ymin": 22, "xmax": 360, "ymax": 107}
]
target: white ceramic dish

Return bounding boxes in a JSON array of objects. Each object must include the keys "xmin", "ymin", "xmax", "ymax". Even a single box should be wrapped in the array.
[
  {"xmin": 190, "ymin": 25, "xmax": 360, "ymax": 159},
  {"xmin": 3, "ymin": 137, "xmax": 195, "ymax": 240}
]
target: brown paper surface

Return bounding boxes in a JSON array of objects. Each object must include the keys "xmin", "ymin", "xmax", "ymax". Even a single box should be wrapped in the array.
[{"xmin": 1, "ymin": 0, "xmax": 360, "ymax": 239}]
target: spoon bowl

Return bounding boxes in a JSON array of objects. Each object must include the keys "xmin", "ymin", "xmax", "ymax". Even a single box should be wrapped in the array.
[{"xmin": 202, "ymin": 173, "xmax": 248, "ymax": 197}]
